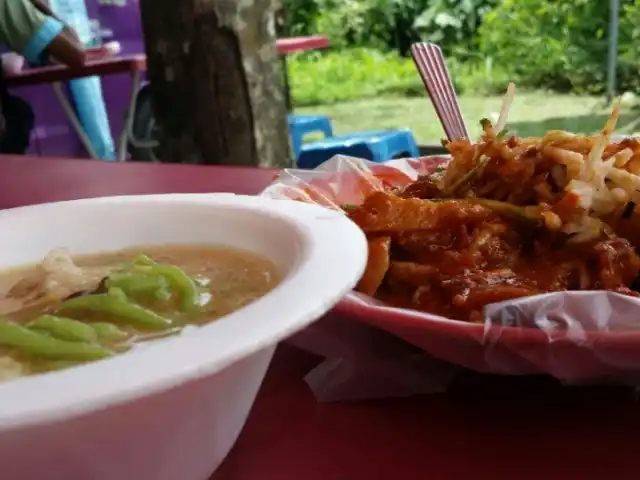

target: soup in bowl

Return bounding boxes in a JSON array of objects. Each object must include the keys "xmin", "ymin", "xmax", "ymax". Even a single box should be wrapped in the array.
[
  {"xmin": 0, "ymin": 193, "xmax": 367, "ymax": 480},
  {"xmin": 0, "ymin": 245, "xmax": 281, "ymax": 380}
]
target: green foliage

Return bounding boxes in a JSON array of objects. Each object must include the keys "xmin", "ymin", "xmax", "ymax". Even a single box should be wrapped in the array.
[
  {"xmin": 413, "ymin": 0, "xmax": 496, "ymax": 54},
  {"xmin": 312, "ymin": 0, "xmax": 394, "ymax": 50},
  {"xmin": 281, "ymin": 0, "xmax": 491, "ymax": 55},
  {"xmin": 619, "ymin": 0, "xmax": 640, "ymax": 92},
  {"xmin": 279, "ymin": 0, "xmax": 322, "ymax": 37},
  {"xmin": 283, "ymin": 0, "xmax": 640, "ymax": 103},
  {"xmin": 289, "ymin": 48, "xmax": 422, "ymax": 106},
  {"xmin": 478, "ymin": 0, "xmax": 640, "ymax": 94},
  {"xmin": 448, "ymin": 56, "xmax": 511, "ymax": 97},
  {"xmin": 289, "ymin": 48, "xmax": 510, "ymax": 107}
]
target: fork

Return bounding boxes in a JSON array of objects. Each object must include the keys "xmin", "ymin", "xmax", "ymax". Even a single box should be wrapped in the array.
[{"xmin": 411, "ymin": 42, "xmax": 469, "ymax": 142}]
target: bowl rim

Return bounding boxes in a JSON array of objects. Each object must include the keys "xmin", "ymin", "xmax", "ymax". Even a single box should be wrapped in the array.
[{"xmin": 0, "ymin": 193, "xmax": 368, "ymax": 430}]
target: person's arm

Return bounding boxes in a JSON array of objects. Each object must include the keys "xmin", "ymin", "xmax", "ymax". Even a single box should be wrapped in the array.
[
  {"xmin": 40, "ymin": 29, "xmax": 86, "ymax": 68},
  {"xmin": 29, "ymin": 0, "xmax": 83, "ymax": 45},
  {"xmin": 0, "ymin": 0, "xmax": 86, "ymax": 69}
]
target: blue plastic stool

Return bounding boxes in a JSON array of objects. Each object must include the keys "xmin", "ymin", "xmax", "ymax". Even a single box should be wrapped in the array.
[
  {"xmin": 288, "ymin": 114, "xmax": 334, "ymax": 159},
  {"xmin": 297, "ymin": 128, "xmax": 420, "ymax": 169}
]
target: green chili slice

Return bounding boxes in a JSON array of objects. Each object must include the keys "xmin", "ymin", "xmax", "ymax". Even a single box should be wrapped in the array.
[
  {"xmin": 90, "ymin": 322, "xmax": 130, "ymax": 342},
  {"xmin": 28, "ymin": 315, "xmax": 98, "ymax": 343},
  {"xmin": 106, "ymin": 271, "xmax": 172, "ymax": 300},
  {"xmin": 59, "ymin": 288, "xmax": 172, "ymax": 330},
  {"xmin": 0, "ymin": 321, "xmax": 113, "ymax": 361}
]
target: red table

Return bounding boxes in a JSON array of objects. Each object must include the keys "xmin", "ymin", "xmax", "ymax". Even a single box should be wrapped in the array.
[
  {"xmin": 276, "ymin": 35, "xmax": 330, "ymax": 55},
  {"xmin": 0, "ymin": 155, "xmax": 275, "ymax": 210},
  {"xmin": 2, "ymin": 156, "xmax": 638, "ymax": 480},
  {"xmin": 2, "ymin": 55, "xmax": 147, "ymax": 88}
]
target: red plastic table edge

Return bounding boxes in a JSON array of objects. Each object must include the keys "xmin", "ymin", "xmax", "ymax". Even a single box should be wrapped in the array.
[
  {"xmin": 276, "ymin": 35, "xmax": 330, "ymax": 54},
  {"xmin": 3, "ymin": 54, "xmax": 147, "ymax": 87}
]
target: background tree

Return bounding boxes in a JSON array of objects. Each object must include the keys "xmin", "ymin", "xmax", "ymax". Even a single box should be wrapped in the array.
[{"xmin": 139, "ymin": 0, "xmax": 291, "ymax": 167}]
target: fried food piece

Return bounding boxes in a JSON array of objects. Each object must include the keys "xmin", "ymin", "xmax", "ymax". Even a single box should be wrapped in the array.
[
  {"xmin": 439, "ymin": 270, "xmax": 541, "ymax": 310},
  {"xmin": 386, "ymin": 262, "xmax": 439, "ymax": 287},
  {"xmin": 348, "ymin": 191, "xmax": 494, "ymax": 233},
  {"xmin": 355, "ymin": 236, "xmax": 391, "ymax": 297},
  {"xmin": 397, "ymin": 175, "xmax": 442, "ymax": 199},
  {"xmin": 604, "ymin": 203, "xmax": 640, "ymax": 251},
  {"xmin": 593, "ymin": 237, "xmax": 640, "ymax": 289}
]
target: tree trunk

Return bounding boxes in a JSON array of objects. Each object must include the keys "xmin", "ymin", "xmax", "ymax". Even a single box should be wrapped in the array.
[{"xmin": 138, "ymin": 0, "xmax": 291, "ymax": 167}]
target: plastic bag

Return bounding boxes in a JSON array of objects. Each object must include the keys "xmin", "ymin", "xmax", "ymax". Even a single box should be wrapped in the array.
[
  {"xmin": 286, "ymin": 310, "xmax": 459, "ymax": 402},
  {"xmin": 260, "ymin": 155, "xmax": 640, "ymax": 401}
]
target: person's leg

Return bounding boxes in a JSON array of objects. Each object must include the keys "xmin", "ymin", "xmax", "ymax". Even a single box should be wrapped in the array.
[{"xmin": 0, "ymin": 94, "xmax": 35, "ymax": 154}]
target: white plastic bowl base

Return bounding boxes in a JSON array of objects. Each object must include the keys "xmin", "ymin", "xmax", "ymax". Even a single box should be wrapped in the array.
[
  {"xmin": 0, "ymin": 346, "xmax": 274, "ymax": 480},
  {"xmin": 0, "ymin": 194, "xmax": 368, "ymax": 480}
]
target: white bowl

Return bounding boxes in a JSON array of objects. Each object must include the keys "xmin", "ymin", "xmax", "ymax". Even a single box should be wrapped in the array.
[{"xmin": 0, "ymin": 194, "xmax": 367, "ymax": 480}]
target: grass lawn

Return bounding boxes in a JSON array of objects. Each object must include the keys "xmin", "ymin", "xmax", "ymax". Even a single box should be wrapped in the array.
[{"xmin": 297, "ymin": 92, "xmax": 640, "ymax": 144}]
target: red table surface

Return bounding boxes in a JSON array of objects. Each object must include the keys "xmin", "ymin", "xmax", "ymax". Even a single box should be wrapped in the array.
[
  {"xmin": 4, "ymin": 55, "xmax": 147, "ymax": 87},
  {"xmin": 276, "ymin": 35, "xmax": 330, "ymax": 54},
  {"xmin": 2, "ymin": 155, "xmax": 640, "ymax": 480}
]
